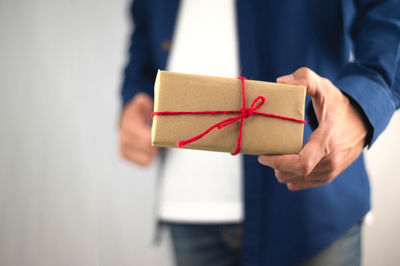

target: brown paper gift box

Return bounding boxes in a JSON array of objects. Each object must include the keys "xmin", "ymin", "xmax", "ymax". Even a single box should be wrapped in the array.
[{"xmin": 151, "ymin": 70, "xmax": 306, "ymax": 155}]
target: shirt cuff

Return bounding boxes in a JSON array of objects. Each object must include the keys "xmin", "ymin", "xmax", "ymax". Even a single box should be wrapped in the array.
[{"xmin": 334, "ymin": 64, "xmax": 396, "ymax": 147}]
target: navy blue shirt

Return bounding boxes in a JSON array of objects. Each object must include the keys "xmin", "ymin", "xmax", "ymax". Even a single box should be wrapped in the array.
[{"xmin": 121, "ymin": 0, "xmax": 400, "ymax": 265}]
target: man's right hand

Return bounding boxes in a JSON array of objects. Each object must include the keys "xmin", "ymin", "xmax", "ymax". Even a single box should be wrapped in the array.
[{"xmin": 119, "ymin": 93, "xmax": 158, "ymax": 166}]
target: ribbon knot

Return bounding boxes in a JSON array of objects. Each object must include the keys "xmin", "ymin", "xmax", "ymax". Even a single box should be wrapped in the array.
[
  {"xmin": 152, "ymin": 77, "xmax": 305, "ymax": 155},
  {"xmin": 242, "ymin": 108, "xmax": 253, "ymax": 118},
  {"xmin": 242, "ymin": 96, "xmax": 266, "ymax": 118}
]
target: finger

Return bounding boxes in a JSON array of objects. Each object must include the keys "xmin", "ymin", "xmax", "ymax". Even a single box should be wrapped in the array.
[
  {"xmin": 120, "ymin": 147, "xmax": 156, "ymax": 166},
  {"xmin": 275, "ymin": 148, "xmax": 347, "ymax": 184},
  {"xmin": 120, "ymin": 127, "xmax": 155, "ymax": 154},
  {"xmin": 305, "ymin": 152, "xmax": 342, "ymax": 176},
  {"xmin": 121, "ymin": 115, "xmax": 152, "ymax": 136},
  {"xmin": 285, "ymin": 168, "xmax": 341, "ymax": 191},
  {"xmin": 125, "ymin": 142, "xmax": 158, "ymax": 157},
  {"xmin": 286, "ymin": 180, "xmax": 329, "ymax": 191},
  {"xmin": 274, "ymin": 170, "xmax": 296, "ymax": 181},
  {"xmin": 120, "ymin": 122, "xmax": 150, "ymax": 140},
  {"xmin": 276, "ymin": 165, "xmax": 333, "ymax": 181},
  {"xmin": 275, "ymin": 170, "xmax": 305, "ymax": 184},
  {"xmin": 275, "ymin": 153, "xmax": 337, "ymax": 182},
  {"xmin": 276, "ymin": 175, "xmax": 304, "ymax": 184},
  {"xmin": 120, "ymin": 113, "xmax": 152, "ymax": 139},
  {"xmin": 120, "ymin": 136, "xmax": 157, "ymax": 155},
  {"xmin": 275, "ymin": 168, "xmax": 331, "ymax": 184},
  {"xmin": 259, "ymin": 128, "xmax": 328, "ymax": 176}
]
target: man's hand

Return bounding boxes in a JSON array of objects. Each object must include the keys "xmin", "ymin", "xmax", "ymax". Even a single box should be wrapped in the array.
[
  {"xmin": 120, "ymin": 93, "xmax": 158, "ymax": 166},
  {"xmin": 258, "ymin": 67, "xmax": 368, "ymax": 191}
]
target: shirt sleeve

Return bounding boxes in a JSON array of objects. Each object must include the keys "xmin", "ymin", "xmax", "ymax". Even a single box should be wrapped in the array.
[
  {"xmin": 334, "ymin": 0, "xmax": 400, "ymax": 146},
  {"xmin": 120, "ymin": 0, "xmax": 157, "ymax": 109}
]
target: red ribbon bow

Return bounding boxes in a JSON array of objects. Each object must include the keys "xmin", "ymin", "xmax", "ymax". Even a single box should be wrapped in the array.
[{"xmin": 152, "ymin": 77, "xmax": 305, "ymax": 155}]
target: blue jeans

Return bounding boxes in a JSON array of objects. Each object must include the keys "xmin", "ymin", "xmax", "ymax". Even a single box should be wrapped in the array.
[{"xmin": 167, "ymin": 222, "xmax": 361, "ymax": 266}]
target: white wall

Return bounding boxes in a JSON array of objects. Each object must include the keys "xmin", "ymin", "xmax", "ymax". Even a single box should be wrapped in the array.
[
  {"xmin": 0, "ymin": 1, "xmax": 398, "ymax": 266},
  {"xmin": 0, "ymin": 1, "xmax": 172, "ymax": 266},
  {"xmin": 364, "ymin": 113, "xmax": 400, "ymax": 266}
]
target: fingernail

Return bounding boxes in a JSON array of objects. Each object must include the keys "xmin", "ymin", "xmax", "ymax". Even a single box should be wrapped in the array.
[
  {"xmin": 277, "ymin": 75, "xmax": 294, "ymax": 83},
  {"xmin": 258, "ymin": 156, "xmax": 270, "ymax": 165}
]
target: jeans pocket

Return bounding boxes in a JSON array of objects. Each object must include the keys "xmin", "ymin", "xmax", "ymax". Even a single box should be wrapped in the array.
[{"xmin": 221, "ymin": 224, "xmax": 243, "ymax": 250}]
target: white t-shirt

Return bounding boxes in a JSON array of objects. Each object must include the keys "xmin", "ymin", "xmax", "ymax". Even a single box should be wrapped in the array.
[{"xmin": 158, "ymin": 0, "xmax": 243, "ymax": 223}]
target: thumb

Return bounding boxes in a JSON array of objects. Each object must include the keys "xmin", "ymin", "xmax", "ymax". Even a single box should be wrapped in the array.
[
  {"xmin": 276, "ymin": 67, "xmax": 323, "ymax": 98},
  {"xmin": 277, "ymin": 67, "xmax": 329, "ymax": 124},
  {"xmin": 132, "ymin": 93, "xmax": 154, "ymax": 124}
]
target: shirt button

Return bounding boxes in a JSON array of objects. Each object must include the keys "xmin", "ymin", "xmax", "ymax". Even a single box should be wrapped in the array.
[{"xmin": 161, "ymin": 39, "xmax": 171, "ymax": 51}]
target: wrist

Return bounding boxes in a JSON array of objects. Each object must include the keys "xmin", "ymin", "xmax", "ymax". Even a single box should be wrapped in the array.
[{"xmin": 342, "ymin": 92, "xmax": 372, "ymax": 147}]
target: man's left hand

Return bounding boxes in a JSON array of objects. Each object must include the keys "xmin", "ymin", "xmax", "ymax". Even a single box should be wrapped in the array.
[{"xmin": 258, "ymin": 67, "xmax": 368, "ymax": 191}]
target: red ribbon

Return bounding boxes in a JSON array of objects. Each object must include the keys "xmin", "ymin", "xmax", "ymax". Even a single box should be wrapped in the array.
[{"xmin": 152, "ymin": 77, "xmax": 306, "ymax": 155}]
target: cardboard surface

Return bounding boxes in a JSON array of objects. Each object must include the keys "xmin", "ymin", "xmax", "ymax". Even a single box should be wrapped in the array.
[{"xmin": 151, "ymin": 70, "xmax": 306, "ymax": 155}]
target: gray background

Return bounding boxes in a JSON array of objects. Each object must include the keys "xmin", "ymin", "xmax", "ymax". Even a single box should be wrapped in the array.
[{"xmin": 0, "ymin": 0, "xmax": 399, "ymax": 265}]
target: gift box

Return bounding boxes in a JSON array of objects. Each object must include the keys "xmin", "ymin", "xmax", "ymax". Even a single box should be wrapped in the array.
[{"xmin": 151, "ymin": 70, "xmax": 306, "ymax": 155}]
